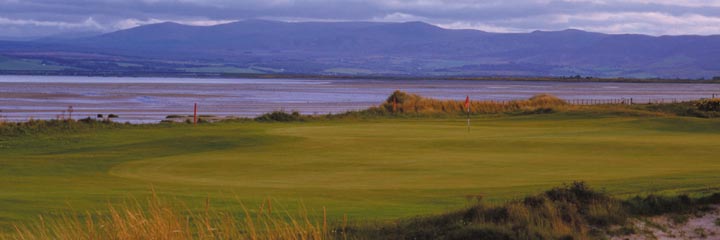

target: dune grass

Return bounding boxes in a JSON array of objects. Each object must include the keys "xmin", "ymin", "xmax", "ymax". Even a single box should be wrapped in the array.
[
  {"xmin": 8, "ymin": 192, "xmax": 330, "ymax": 240},
  {"xmin": 374, "ymin": 90, "xmax": 568, "ymax": 115}
]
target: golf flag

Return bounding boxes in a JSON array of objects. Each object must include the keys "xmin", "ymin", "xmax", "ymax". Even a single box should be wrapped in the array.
[
  {"xmin": 465, "ymin": 96, "xmax": 470, "ymax": 132},
  {"xmin": 464, "ymin": 96, "xmax": 470, "ymax": 112}
]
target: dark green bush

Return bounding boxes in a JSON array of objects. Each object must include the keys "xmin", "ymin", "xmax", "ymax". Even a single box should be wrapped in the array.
[
  {"xmin": 624, "ymin": 192, "xmax": 720, "ymax": 216},
  {"xmin": 0, "ymin": 118, "xmax": 124, "ymax": 138},
  {"xmin": 254, "ymin": 111, "xmax": 304, "ymax": 122},
  {"xmin": 696, "ymin": 98, "xmax": 720, "ymax": 112},
  {"xmin": 640, "ymin": 101, "xmax": 720, "ymax": 118}
]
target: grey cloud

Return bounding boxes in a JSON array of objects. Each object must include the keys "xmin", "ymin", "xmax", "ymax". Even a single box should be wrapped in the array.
[{"xmin": 2, "ymin": 0, "xmax": 720, "ymax": 38}]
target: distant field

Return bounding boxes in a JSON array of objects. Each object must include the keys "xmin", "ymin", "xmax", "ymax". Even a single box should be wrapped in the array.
[
  {"xmin": 179, "ymin": 66, "xmax": 265, "ymax": 74},
  {"xmin": 2, "ymin": 113, "xmax": 720, "ymax": 232},
  {"xmin": 0, "ymin": 56, "xmax": 69, "ymax": 71}
]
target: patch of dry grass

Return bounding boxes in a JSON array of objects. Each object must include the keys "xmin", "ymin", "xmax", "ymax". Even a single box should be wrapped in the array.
[
  {"xmin": 376, "ymin": 90, "xmax": 569, "ymax": 115},
  {"xmin": 6, "ymin": 192, "xmax": 330, "ymax": 240}
]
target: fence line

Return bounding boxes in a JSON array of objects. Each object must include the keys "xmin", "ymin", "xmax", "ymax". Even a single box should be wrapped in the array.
[
  {"xmin": 566, "ymin": 98, "xmax": 633, "ymax": 105},
  {"xmin": 564, "ymin": 96, "xmax": 718, "ymax": 105}
]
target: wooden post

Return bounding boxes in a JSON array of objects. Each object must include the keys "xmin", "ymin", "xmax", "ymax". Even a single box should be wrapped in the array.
[{"xmin": 193, "ymin": 103, "xmax": 198, "ymax": 126}]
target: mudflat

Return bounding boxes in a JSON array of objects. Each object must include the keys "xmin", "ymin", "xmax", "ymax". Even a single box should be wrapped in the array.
[{"xmin": 2, "ymin": 75, "xmax": 720, "ymax": 123}]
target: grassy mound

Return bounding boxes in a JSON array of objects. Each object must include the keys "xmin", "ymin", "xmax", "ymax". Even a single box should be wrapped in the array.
[
  {"xmin": 352, "ymin": 182, "xmax": 625, "ymax": 240},
  {"xmin": 375, "ymin": 90, "xmax": 568, "ymax": 115},
  {"xmin": 350, "ymin": 182, "xmax": 720, "ymax": 240}
]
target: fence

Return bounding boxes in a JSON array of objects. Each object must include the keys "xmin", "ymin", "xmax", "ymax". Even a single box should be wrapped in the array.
[
  {"xmin": 565, "ymin": 96, "xmax": 718, "ymax": 105},
  {"xmin": 566, "ymin": 98, "xmax": 633, "ymax": 105}
]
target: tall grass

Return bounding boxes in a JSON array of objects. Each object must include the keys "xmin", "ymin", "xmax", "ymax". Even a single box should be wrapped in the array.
[
  {"xmin": 249, "ymin": 91, "xmax": 572, "ymax": 122},
  {"xmin": 374, "ymin": 91, "xmax": 568, "ymax": 115},
  {"xmin": 6, "ymin": 193, "xmax": 330, "ymax": 240}
]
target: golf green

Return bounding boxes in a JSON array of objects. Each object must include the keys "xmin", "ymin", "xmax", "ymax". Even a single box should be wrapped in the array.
[{"xmin": 2, "ymin": 114, "xmax": 720, "ymax": 230}]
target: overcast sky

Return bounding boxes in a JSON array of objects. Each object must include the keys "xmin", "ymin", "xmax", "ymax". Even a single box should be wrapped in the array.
[{"xmin": 2, "ymin": 0, "xmax": 720, "ymax": 39}]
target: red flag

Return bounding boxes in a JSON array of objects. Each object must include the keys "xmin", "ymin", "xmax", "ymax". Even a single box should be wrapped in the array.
[{"xmin": 464, "ymin": 96, "xmax": 470, "ymax": 112}]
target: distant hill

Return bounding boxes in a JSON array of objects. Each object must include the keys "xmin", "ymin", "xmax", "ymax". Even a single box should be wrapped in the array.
[{"xmin": 1, "ymin": 20, "xmax": 719, "ymax": 78}]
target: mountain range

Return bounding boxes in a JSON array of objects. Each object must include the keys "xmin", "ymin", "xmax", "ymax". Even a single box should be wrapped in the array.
[{"xmin": 1, "ymin": 20, "xmax": 719, "ymax": 78}]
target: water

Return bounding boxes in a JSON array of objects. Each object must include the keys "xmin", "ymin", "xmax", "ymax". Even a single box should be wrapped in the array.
[{"xmin": 1, "ymin": 75, "xmax": 719, "ymax": 123}]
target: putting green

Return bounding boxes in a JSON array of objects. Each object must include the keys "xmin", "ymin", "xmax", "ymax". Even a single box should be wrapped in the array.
[{"xmin": 2, "ymin": 114, "xmax": 720, "ymax": 230}]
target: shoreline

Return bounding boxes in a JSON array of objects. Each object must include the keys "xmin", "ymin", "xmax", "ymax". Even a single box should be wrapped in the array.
[
  {"xmin": 2, "ymin": 71, "xmax": 720, "ymax": 84},
  {"xmin": 2, "ymin": 77, "xmax": 719, "ymax": 123}
]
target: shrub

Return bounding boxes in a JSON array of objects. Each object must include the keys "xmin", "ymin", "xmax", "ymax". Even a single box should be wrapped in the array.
[
  {"xmin": 165, "ymin": 114, "xmax": 187, "ymax": 119},
  {"xmin": 255, "ymin": 110, "xmax": 304, "ymax": 122},
  {"xmin": 624, "ymin": 194, "xmax": 695, "ymax": 215},
  {"xmin": 0, "ymin": 118, "xmax": 124, "ymax": 138},
  {"xmin": 696, "ymin": 98, "xmax": 720, "ymax": 112}
]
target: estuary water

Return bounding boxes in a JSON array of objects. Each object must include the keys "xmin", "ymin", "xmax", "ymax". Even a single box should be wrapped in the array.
[{"xmin": 1, "ymin": 75, "xmax": 719, "ymax": 123}]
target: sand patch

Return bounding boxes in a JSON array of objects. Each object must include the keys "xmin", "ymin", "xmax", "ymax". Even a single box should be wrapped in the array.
[{"xmin": 613, "ymin": 205, "xmax": 720, "ymax": 240}]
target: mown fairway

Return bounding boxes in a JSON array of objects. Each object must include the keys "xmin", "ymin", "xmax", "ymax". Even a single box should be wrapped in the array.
[{"xmin": 2, "ymin": 114, "xmax": 720, "ymax": 230}]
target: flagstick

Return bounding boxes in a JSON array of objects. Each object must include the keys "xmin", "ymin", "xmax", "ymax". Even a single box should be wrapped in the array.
[
  {"xmin": 465, "ymin": 95, "xmax": 470, "ymax": 132},
  {"xmin": 467, "ymin": 108, "xmax": 470, "ymax": 132}
]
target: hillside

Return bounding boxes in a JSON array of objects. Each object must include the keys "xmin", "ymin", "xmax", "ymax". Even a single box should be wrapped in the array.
[{"xmin": 1, "ymin": 20, "xmax": 720, "ymax": 78}]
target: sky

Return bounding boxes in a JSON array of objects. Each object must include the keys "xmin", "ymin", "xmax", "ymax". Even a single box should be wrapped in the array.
[{"xmin": 2, "ymin": 0, "xmax": 720, "ymax": 39}]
